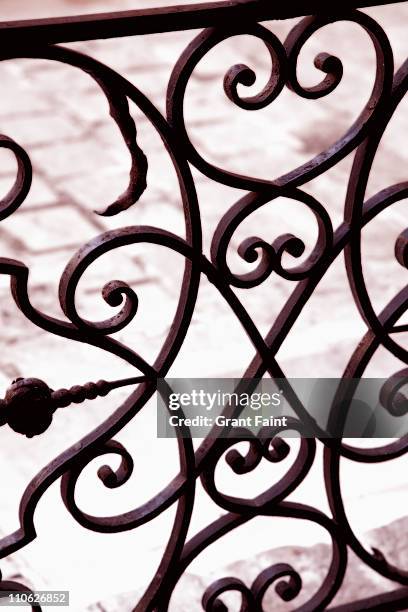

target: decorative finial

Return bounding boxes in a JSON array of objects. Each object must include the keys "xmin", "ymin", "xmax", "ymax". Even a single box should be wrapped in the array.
[{"xmin": 0, "ymin": 375, "xmax": 149, "ymax": 438}]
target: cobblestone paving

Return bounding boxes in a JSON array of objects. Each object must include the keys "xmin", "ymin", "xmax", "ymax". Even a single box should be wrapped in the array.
[{"xmin": 0, "ymin": 1, "xmax": 407, "ymax": 609}]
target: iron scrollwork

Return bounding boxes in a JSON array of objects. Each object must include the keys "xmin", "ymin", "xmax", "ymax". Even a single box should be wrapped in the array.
[{"xmin": 0, "ymin": 1, "xmax": 407, "ymax": 610}]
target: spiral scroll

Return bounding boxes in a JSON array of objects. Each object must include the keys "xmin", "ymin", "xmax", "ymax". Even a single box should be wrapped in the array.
[{"xmin": 0, "ymin": 4, "xmax": 407, "ymax": 612}]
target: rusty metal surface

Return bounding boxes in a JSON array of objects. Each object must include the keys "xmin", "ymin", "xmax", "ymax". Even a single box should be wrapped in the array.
[{"xmin": 0, "ymin": 0, "xmax": 407, "ymax": 610}]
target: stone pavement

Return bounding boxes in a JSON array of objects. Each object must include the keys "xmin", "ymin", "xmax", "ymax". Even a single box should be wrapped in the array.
[
  {"xmin": 0, "ymin": 0, "xmax": 406, "ymax": 609},
  {"xmin": 88, "ymin": 514, "xmax": 408, "ymax": 611}
]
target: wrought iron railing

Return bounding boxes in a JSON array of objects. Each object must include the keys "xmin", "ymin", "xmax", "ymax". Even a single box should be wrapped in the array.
[{"xmin": 0, "ymin": 0, "xmax": 407, "ymax": 609}]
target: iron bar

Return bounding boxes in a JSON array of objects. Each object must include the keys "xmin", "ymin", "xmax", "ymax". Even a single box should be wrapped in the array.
[{"xmin": 0, "ymin": 0, "xmax": 406, "ymax": 609}]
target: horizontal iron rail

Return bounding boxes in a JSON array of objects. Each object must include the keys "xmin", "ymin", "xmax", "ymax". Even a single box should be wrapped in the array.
[{"xmin": 0, "ymin": 0, "xmax": 405, "ymax": 45}]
